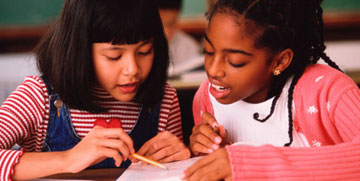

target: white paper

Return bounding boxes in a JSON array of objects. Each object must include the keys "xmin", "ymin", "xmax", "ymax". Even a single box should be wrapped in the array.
[{"xmin": 117, "ymin": 156, "xmax": 203, "ymax": 181}]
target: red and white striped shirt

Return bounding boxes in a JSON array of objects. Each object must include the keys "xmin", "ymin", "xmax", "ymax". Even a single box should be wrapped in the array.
[{"xmin": 0, "ymin": 76, "xmax": 182, "ymax": 180}]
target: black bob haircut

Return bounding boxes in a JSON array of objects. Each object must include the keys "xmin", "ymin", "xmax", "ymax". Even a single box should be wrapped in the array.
[
  {"xmin": 156, "ymin": 0, "xmax": 182, "ymax": 10},
  {"xmin": 35, "ymin": 0, "xmax": 169, "ymax": 113}
]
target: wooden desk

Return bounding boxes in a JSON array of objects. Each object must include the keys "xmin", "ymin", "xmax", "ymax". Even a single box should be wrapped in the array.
[
  {"xmin": 37, "ymin": 168, "xmax": 125, "ymax": 180},
  {"xmin": 346, "ymin": 70, "xmax": 360, "ymax": 86}
]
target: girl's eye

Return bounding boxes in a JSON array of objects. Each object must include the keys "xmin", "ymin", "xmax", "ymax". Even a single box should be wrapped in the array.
[
  {"xmin": 138, "ymin": 47, "xmax": 153, "ymax": 56},
  {"xmin": 228, "ymin": 61, "xmax": 245, "ymax": 68},
  {"xmin": 203, "ymin": 49, "xmax": 214, "ymax": 55},
  {"xmin": 107, "ymin": 55, "xmax": 122, "ymax": 61}
]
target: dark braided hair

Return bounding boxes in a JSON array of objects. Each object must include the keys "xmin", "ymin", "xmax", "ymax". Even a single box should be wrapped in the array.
[{"xmin": 208, "ymin": 0, "xmax": 342, "ymax": 146}]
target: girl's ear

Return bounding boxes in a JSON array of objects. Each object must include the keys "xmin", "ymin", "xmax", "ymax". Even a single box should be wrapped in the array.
[{"xmin": 272, "ymin": 48, "xmax": 294, "ymax": 73}]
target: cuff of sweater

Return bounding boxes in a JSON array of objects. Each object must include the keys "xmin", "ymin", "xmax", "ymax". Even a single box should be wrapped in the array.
[
  {"xmin": 226, "ymin": 145, "xmax": 247, "ymax": 180},
  {"xmin": 8, "ymin": 148, "xmax": 24, "ymax": 181},
  {"xmin": 226, "ymin": 144, "xmax": 277, "ymax": 180}
]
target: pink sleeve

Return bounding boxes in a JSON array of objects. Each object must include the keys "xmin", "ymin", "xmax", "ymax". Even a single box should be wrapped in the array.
[
  {"xmin": 192, "ymin": 79, "xmax": 213, "ymax": 125},
  {"xmin": 226, "ymin": 137, "xmax": 360, "ymax": 180}
]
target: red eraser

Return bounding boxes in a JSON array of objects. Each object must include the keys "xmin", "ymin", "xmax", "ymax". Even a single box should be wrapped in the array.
[{"xmin": 94, "ymin": 118, "xmax": 122, "ymax": 128}]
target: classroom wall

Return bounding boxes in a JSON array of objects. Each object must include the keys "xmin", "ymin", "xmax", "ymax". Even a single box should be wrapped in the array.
[
  {"xmin": 1, "ymin": 0, "xmax": 360, "ymax": 26},
  {"xmin": 0, "ymin": 0, "xmax": 360, "ymax": 104}
]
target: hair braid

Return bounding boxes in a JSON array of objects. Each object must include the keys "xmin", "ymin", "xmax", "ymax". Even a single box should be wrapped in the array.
[
  {"xmin": 283, "ymin": 70, "xmax": 304, "ymax": 146},
  {"xmin": 253, "ymin": 94, "xmax": 280, "ymax": 122}
]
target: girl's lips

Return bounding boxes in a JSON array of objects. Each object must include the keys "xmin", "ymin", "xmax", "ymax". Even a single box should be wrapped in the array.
[
  {"xmin": 118, "ymin": 82, "xmax": 139, "ymax": 93},
  {"xmin": 209, "ymin": 83, "xmax": 231, "ymax": 99}
]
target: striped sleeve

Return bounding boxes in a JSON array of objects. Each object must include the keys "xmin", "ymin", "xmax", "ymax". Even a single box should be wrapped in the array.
[
  {"xmin": 160, "ymin": 84, "xmax": 182, "ymax": 140},
  {"xmin": 0, "ymin": 76, "xmax": 46, "ymax": 180}
]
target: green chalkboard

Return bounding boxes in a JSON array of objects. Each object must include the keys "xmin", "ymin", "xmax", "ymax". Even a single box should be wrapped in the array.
[
  {"xmin": 0, "ymin": 0, "xmax": 64, "ymax": 26},
  {"xmin": 0, "ymin": 0, "xmax": 359, "ymax": 27},
  {"xmin": 181, "ymin": 0, "xmax": 206, "ymax": 18},
  {"xmin": 322, "ymin": 0, "xmax": 360, "ymax": 12}
]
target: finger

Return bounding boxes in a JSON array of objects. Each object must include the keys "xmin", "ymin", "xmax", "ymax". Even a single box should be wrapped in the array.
[
  {"xmin": 98, "ymin": 147, "xmax": 124, "ymax": 167},
  {"xmin": 137, "ymin": 131, "xmax": 167, "ymax": 155},
  {"xmin": 183, "ymin": 155, "xmax": 216, "ymax": 180},
  {"xmin": 98, "ymin": 138, "xmax": 131, "ymax": 161},
  {"xmin": 191, "ymin": 133, "xmax": 219, "ymax": 152},
  {"xmin": 219, "ymin": 126, "xmax": 232, "ymax": 146},
  {"xmin": 189, "ymin": 162, "xmax": 225, "ymax": 181},
  {"xmin": 201, "ymin": 112, "xmax": 219, "ymax": 131},
  {"xmin": 158, "ymin": 147, "xmax": 190, "ymax": 163},
  {"xmin": 139, "ymin": 131, "xmax": 174, "ymax": 156},
  {"xmin": 190, "ymin": 142, "xmax": 214, "ymax": 155},
  {"xmin": 219, "ymin": 125, "xmax": 227, "ymax": 138},
  {"xmin": 197, "ymin": 124, "xmax": 222, "ymax": 144},
  {"xmin": 146, "ymin": 133, "xmax": 175, "ymax": 156},
  {"xmin": 148, "ymin": 141, "xmax": 185, "ymax": 162},
  {"xmin": 95, "ymin": 127, "xmax": 135, "ymax": 154}
]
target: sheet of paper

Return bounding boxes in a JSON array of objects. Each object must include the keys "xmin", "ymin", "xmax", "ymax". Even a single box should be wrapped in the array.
[{"xmin": 117, "ymin": 156, "xmax": 203, "ymax": 181}]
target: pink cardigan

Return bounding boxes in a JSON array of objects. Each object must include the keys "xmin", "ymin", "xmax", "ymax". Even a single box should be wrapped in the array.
[{"xmin": 193, "ymin": 64, "xmax": 360, "ymax": 180}]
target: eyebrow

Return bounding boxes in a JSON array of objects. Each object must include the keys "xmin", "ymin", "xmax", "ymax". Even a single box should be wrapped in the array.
[
  {"xmin": 204, "ymin": 34, "xmax": 253, "ymax": 56},
  {"xmin": 103, "ymin": 40, "xmax": 152, "ymax": 50}
]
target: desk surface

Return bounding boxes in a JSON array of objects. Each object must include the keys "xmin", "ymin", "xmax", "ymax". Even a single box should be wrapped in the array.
[
  {"xmin": 346, "ymin": 70, "xmax": 360, "ymax": 84},
  {"xmin": 37, "ymin": 168, "xmax": 125, "ymax": 181}
]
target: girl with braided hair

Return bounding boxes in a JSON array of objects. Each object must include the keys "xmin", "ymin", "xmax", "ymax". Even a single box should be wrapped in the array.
[{"xmin": 183, "ymin": 0, "xmax": 360, "ymax": 180}]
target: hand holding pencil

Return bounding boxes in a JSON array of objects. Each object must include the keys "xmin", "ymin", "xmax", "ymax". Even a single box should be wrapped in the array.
[
  {"xmin": 131, "ymin": 153, "xmax": 168, "ymax": 169},
  {"xmin": 93, "ymin": 118, "xmax": 189, "ymax": 168}
]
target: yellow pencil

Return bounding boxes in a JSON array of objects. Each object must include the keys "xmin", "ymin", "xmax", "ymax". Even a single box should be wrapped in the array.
[{"xmin": 131, "ymin": 153, "xmax": 168, "ymax": 170}]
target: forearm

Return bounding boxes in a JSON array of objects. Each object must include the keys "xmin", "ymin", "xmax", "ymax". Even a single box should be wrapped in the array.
[
  {"xmin": 12, "ymin": 151, "xmax": 71, "ymax": 180},
  {"xmin": 226, "ymin": 140, "xmax": 360, "ymax": 180}
]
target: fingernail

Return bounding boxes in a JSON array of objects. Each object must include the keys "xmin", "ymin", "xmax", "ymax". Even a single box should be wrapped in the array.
[
  {"xmin": 212, "ymin": 122, "xmax": 219, "ymax": 129},
  {"xmin": 200, "ymin": 110, "xmax": 203, "ymax": 116},
  {"xmin": 212, "ymin": 144, "xmax": 219, "ymax": 150},
  {"xmin": 180, "ymin": 173, "xmax": 186, "ymax": 180},
  {"xmin": 215, "ymin": 136, "xmax": 222, "ymax": 144},
  {"xmin": 208, "ymin": 148, "xmax": 214, "ymax": 153}
]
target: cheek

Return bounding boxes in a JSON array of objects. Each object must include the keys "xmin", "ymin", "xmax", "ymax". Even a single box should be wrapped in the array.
[
  {"xmin": 140, "ymin": 57, "xmax": 154, "ymax": 77},
  {"xmin": 93, "ymin": 58, "xmax": 115, "ymax": 86},
  {"xmin": 204, "ymin": 57, "xmax": 213, "ymax": 73}
]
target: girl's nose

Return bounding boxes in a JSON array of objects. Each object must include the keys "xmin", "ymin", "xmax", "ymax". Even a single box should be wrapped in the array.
[
  {"xmin": 206, "ymin": 54, "xmax": 225, "ymax": 78},
  {"xmin": 122, "ymin": 54, "xmax": 139, "ymax": 76}
]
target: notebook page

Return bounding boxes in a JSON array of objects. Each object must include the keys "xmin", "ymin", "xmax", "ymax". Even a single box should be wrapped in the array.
[{"xmin": 117, "ymin": 156, "xmax": 203, "ymax": 181}]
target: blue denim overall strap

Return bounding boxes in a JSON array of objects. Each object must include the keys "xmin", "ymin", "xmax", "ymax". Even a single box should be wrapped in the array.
[
  {"xmin": 41, "ymin": 75, "xmax": 81, "ymax": 152},
  {"xmin": 40, "ymin": 75, "xmax": 160, "ymax": 169}
]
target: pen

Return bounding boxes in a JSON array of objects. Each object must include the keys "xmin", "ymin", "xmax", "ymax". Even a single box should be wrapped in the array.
[{"xmin": 132, "ymin": 153, "xmax": 168, "ymax": 170}]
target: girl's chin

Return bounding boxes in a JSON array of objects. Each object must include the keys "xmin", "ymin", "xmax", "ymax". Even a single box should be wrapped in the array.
[{"xmin": 111, "ymin": 93, "xmax": 136, "ymax": 102}]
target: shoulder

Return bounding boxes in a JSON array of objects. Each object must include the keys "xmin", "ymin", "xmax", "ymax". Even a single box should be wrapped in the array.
[
  {"xmin": 161, "ymin": 83, "xmax": 178, "ymax": 102},
  {"xmin": 17, "ymin": 76, "xmax": 48, "ymax": 96},
  {"xmin": 293, "ymin": 64, "xmax": 359, "ymax": 119},
  {"xmin": 196, "ymin": 79, "xmax": 210, "ymax": 97},
  {"xmin": 193, "ymin": 79, "xmax": 212, "ymax": 125},
  {"xmin": 163, "ymin": 83, "xmax": 177, "ymax": 96},
  {"xmin": 296, "ymin": 64, "xmax": 357, "ymax": 93}
]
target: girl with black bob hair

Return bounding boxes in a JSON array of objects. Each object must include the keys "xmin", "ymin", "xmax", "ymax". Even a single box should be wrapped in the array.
[
  {"xmin": 184, "ymin": 0, "xmax": 360, "ymax": 180},
  {"xmin": 37, "ymin": 0, "xmax": 168, "ymax": 112},
  {"xmin": 0, "ymin": 0, "xmax": 190, "ymax": 180}
]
